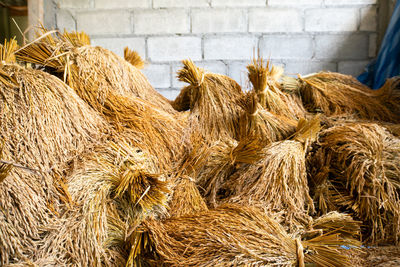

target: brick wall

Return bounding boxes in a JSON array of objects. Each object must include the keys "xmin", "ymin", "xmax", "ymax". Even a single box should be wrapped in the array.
[{"xmin": 49, "ymin": 0, "xmax": 379, "ymax": 99}]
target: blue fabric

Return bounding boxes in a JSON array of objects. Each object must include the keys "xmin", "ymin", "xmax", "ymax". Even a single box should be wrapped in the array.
[{"xmin": 358, "ymin": 1, "xmax": 400, "ymax": 89}]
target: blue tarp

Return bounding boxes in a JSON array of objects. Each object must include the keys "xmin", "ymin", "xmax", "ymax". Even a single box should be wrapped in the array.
[{"xmin": 358, "ymin": 1, "xmax": 400, "ymax": 89}]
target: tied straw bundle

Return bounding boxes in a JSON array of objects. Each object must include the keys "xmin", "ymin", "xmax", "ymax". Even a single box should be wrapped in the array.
[
  {"xmin": 247, "ymin": 58, "xmax": 306, "ymax": 120},
  {"xmin": 131, "ymin": 204, "xmax": 361, "ymax": 267},
  {"xmin": 173, "ymin": 60, "xmax": 244, "ymax": 142},
  {"xmin": 16, "ymin": 29, "xmax": 185, "ymax": 170},
  {"xmin": 124, "ymin": 47, "xmax": 145, "ymax": 70},
  {"xmin": 309, "ymin": 122, "xmax": 400, "ymax": 244},
  {"xmin": 0, "ymin": 39, "xmax": 111, "ymax": 265},
  {"xmin": 33, "ymin": 141, "xmax": 170, "ymax": 267},
  {"xmin": 282, "ymin": 72, "xmax": 400, "ymax": 122}
]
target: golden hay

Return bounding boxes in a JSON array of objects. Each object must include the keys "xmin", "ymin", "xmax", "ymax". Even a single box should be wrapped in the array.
[
  {"xmin": 167, "ymin": 175, "xmax": 208, "ymax": 217},
  {"xmin": 247, "ymin": 58, "xmax": 306, "ymax": 119},
  {"xmin": 0, "ymin": 62, "xmax": 111, "ymax": 264},
  {"xmin": 282, "ymin": 72, "xmax": 400, "ymax": 122},
  {"xmin": 193, "ymin": 116, "xmax": 320, "ymax": 216},
  {"xmin": 174, "ymin": 60, "xmax": 244, "ymax": 141},
  {"xmin": 16, "ymin": 30, "xmax": 185, "ymax": 169},
  {"xmin": 34, "ymin": 141, "xmax": 169, "ymax": 266},
  {"xmin": 124, "ymin": 47, "xmax": 145, "ymax": 70},
  {"xmin": 309, "ymin": 122, "xmax": 400, "ymax": 244},
  {"xmin": 16, "ymin": 29, "xmax": 175, "ymax": 113},
  {"xmin": 0, "ymin": 38, "xmax": 18, "ymax": 63},
  {"xmin": 222, "ymin": 116, "xmax": 320, "ymax": 226},
  {"xmin": 132, "ymin": 204, "xmax": 360, "ymax": 267},
  {"xmin": 237, "ymin": 91, "xmax": 297, "ymax": 144}
]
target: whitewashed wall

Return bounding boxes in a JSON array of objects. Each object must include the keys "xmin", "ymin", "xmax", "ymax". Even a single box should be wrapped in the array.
[{"xmin": 50, "ymin": 0, "xmax": 379, "ymax": 99}]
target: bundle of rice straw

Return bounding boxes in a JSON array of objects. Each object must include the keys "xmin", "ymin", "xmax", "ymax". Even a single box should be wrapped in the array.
[
  {"xmin": 220, "ymin": 116, "xmax": 320, "ymax": 229},
  {"xmin": 309, "ymin": 122, "xmax": 400, "ymax": 244},
  {"xmin": 193, "ymin": 116, "xmax": 319, "ymax": 217},
  {"xmin": 173, "ymin": 60, "xmax": 244, "ymax": 141},
  {"xmin": 167, "ymin": 175, "xmax": 208, "ymax": 217},
  {"xmin": 17, "ymin": 29, "xmax": 174, "ymax": 113},
  {"xmin": 124, "ymin": 47, "xmax": 145, "ymax": 70},
  {"xmin": 131, "ymin": 204, "xmax": 361, "ymax": 266},
  {"xmin": 16, "ymin": 30, "xmax": 184, "ymax": 169},
  {"xmin": 237, "ymin": 91, "xmax": 297, "ymax": 143},
  {"xmin": 33, "ymin": 141, "xmax": 170, "ymax": 266},
  {"xmin": 0, "ymin": 39, "xmax": 110, "ymax": 265},
  {"xmin": 282, "ymin": 72, "xmax": 400, "ymax": 122},
  {"xmin": 247, "ymin": 58, "xmax": 306, "ymax": 119}
]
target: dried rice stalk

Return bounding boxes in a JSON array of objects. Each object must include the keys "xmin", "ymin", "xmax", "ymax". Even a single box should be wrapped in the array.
[
  {"xmin": 133, "ymin": 204, "xmax": 360, "ymax": 267},
  {"xmin": 237, "ymin": 91, "xmax": 297, "ymax": 144},
  {"xmin": 168, "ymin": 175, "xmax": 208, "ymax": 217},
  {"xmin": 62, "ymin": 30, "xmax": 90, "ymax": 47},
  {"xmin": 124, "ymin": 47, "xmax": 145, "ymax": 69},
  {"xmin": 175, "ymin": 60, "xmax": 243, "ymax": 141},
  {"xmin": 0, "ymin": 62, "xmax": 110, "ymax": 264},
  {"xmin": 283, "ymin": 72, "xmax": 399, "ymax": 122},
  {"xmin": 247, "ymin": 58, "xmax": 305, "ymax": 119},
  {"xmin": 16, "ymin": 29, "xmax": 176, "ymax": 114},
  {"xmin": 35, "ymin": 141, "xmax": 169, "ymax": 266},
  {"xmin": 310, "ymin": 211, "xmax": 362, "ymax": 241},
  {"xmin": 310, "ymin": 123, "xmax": 400, "ymax": 244},
  {"xmin": 16, "ymin": 30, "xmax": 185, "ymax": 169},
  {"xmin": 195, "ymin": 138, "xmax": 238, "ymax": 206},
  {"xmin": 0, "ymin": 38, "xmax": 18, "ymax": 63}
]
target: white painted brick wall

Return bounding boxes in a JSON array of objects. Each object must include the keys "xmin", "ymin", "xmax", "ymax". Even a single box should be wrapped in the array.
[
  {"xmin": 95, "ymin": 0, "xmax": 150, "ymax": 9},
  {"xmin": 315, "ymin": 34, "xmax": 369, "ymax": 60},
  {"xmin": 211, "ymin": 0, "xmax": 265, "ymax": 7},
  {"xmin": 154, "ymin": 0, "xmax": 209, "ymax": 8},
  {"xmin": 204, "ymin": 36, "xmax": 258, "ymax": 60},
  {"xmin": 269, "ymin": 0, "xmax": 323, "ymax": 6},
  {"xmin": 338, "ymin": 61, "xmax": 369, "ymax": 77},
  {"xmin": 76, "ymin": 11, "xmax": 131, "ymax": 35},
  {"xmin": 192, "ymin": 9, "xmax": 246, "ymax": 33},
  {"xmin": 133, "ymin": 9, "xmax": 189, "ymax": 34},
  {"xmin": 53, "ymin": 0, "xmax": 380, "ymax": 100},
  {"xmin": 148, "ymin": 37, "xmax": 202, "ymax": 62},
  {"xmin": 284, "ymin": 61, "xmax": 337, "ymax": 76},
  {"xmin": 58, "ymin": 0, "xmax": 90, "ymax": 9},
  {"xmin": 142, "ymin": 64, "xmax": 171, "ymax": 88},
  {"xmin": 91, "ymin": 37, "xmax": 146, "ymax": 57},
  {"xmin": 260, "ymin": 35, "xmax": 313, "ymax": 59},
  {"xmin": 305, "ymin": 8, "xmax": 359, "ymax": 32},
  {"xmin": 360, "ymin": 6, "xmax": 377, "ymax": 31},
  {"xmin": 56, "ymin": 10, "xmax": 76, "ymax": 32},
  {"xmin": 249, "ymin": 9, "xmax": 303, "ymax": 32},
  {"xmin": 325, "ymin": 0, "xmax": 377, "ymax": 5}
]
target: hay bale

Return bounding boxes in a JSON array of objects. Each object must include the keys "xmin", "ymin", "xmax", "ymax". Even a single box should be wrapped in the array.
[
  {"xmin": 131, "ymin": 204, "xmax": 360, "ymax": 266},
  {"xmin": 282, "ymin": 72, "xmax": 400, "ymax": 122},
  {"xmin": 0, "ymin": 59, "xmax": 110, "ymax": 264},
  {"xmin": 34, "ymin": 141, "xmax": 170, "ymax": 266},
  {"xmin": 173, "ymin": 60, "xmax": 244, "ymax": 141},
  {"xmin": 309, "ymin": 122, "xmax": 400, "ymax": 244}
]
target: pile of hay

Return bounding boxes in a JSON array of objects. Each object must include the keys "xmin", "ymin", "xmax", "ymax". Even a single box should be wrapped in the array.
[
  {"xmin": 3, "ymin": 28, "xmax": 400, "ymax": 266},
  {"xmin": 282, "ymin": 72, "xmax": 400, "ymax": 122},
  {"xmin": 0, "ymin": 39, "xmax": 112, "ymax": 265},
  {"xmin": 33, "ymin": 141, "xmax": 170, "ymax": 266},
  {"xmin": 16, "ymin": 30, "xmax": 185, "ymax": 170},
  {"xmin": 309, "ymin": 122, "xmax": 400, "ymax": 244},
  {"xmin": 173, "ymin": 60, "xmax": 244, "ymax": 142}
]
